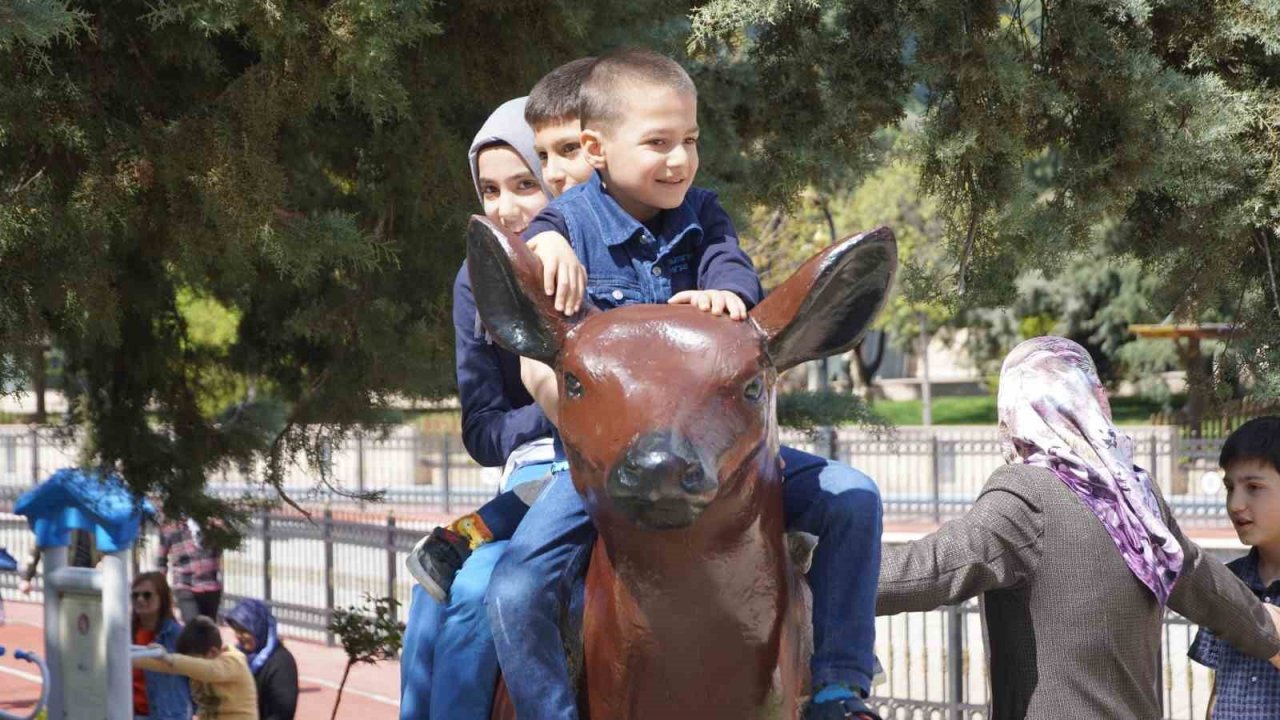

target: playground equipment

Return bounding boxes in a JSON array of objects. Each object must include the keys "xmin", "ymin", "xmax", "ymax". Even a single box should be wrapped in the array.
[
  {"xmin": 14, "ymin": 468, "xmax": 155, "ymax": 720},
  {"xmin": 0, "ymin": 644, "xmax": 50, "ymax": 720}
]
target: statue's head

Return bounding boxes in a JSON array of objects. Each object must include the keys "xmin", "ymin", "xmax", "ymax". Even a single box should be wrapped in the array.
[{"xmin": 467, "ymin": 218, "xmax": 895, "ymax": 530}]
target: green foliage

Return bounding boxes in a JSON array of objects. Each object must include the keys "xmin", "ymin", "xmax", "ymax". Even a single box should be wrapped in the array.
[
  {"xmin": 329, "ymin": 594, "xmax": 404, "ymax": 666},
  {"xmin": 694, "ymin": 0, "xmax": 1280, "ymax": 402},
  {"xmin": 328, "ymin": 593, "xmax": 403, "ymax": 720},
  {"xmin": 873, "ymin": 393, "xmax": 1182, "ymax": 426},
  {"xmin": 0, "ymin": 0, "xmax": 711, "ymax": 530},
  {"xmin": 776, "ymin": 389, "xmax": 890, "ymax": 435}
]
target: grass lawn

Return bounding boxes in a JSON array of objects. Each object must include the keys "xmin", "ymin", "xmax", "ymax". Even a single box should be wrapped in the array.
[{"xmin": 870, "ymin": 394, "xmax": 1178, "ymax": 426}]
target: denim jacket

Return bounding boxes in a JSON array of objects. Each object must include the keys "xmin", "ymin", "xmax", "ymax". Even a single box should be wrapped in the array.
[
  {"xmin": 524, "ymin": 172, "xmax": 763, "ymax": 310},
  {"xmin": 142, "ymin": 617, "xmax": 193, "ymax": 719}
]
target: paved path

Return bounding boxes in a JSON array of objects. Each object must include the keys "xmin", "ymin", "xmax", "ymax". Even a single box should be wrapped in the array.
[{"xmin": 0, "ymin": 600, "xmax": 400, "ymax": 719}]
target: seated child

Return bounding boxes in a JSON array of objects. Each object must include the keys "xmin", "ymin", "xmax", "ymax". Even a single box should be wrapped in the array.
[
  {"xmin": 1189, "ymin": 415, "xmax": 1280, "ymax": 718},
  {"xmin": 133, "ymin": 614, "xmax": 258, "ymax": 720},
  {"xmin": 484, "ymin": 48, "xmax": 883, "ymax": 720},
  {"xmin": 407, "ymin": 58, "xmax": 597, "ymax": 602},
  {"xmin": 400, "ymin": 75, "xmax": 595, "ymax": 720}
]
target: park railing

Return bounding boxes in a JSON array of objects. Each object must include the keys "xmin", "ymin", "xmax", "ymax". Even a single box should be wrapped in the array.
[
  {"xmin": 0, "ymin": 508, "xmax": 427, "ymax": 646},
  {"xmin": 0, "ymin": 423, "xmax": 1234, "ymax": 527},
  {"xmin": 0, "ymin": 508, "xmax": 1224, "ymax": 720}
]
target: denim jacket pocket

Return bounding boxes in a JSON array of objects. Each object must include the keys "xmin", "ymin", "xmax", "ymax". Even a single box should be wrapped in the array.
[{"xmin": 586, "ymin": 278, "xmax": 645, "ymax": 310}]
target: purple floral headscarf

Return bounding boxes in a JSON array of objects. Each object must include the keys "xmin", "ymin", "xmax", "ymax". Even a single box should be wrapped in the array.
[{"xmin": 998, "ymin": 336, "xmax": 1184, "ymax": 604}]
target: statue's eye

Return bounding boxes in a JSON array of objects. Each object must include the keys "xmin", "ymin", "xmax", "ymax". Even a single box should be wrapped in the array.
[
  {"xmin": 565, "ymin": 373, "xmax": 584, "ymax": 399},
  {"xmin": 743, "ymin": 376, "xmax": 765, "ymax": 403}
]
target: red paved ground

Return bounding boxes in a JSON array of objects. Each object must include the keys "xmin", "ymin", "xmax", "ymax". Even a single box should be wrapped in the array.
[{"xmin": 0, "ymin": 600, "xmax": 399, "ymax": 719}]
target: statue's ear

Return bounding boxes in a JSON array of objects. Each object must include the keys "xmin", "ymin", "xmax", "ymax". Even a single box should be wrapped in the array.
[
  {"xmin": 750, "ymin": 226, "xmax": 897, "ymax": 373},
  {"xmin": 466, "ymin": 216, "xmax": 591, "ymax": 365}
]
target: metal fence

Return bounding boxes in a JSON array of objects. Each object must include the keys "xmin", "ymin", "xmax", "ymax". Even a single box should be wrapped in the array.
[
  {"xmin": 0, "ymin": 509, "xmax": 427, "ymax": 646},
  {"xmin": 0, "ymin": 509, "xmax": 1230, "ymax": 719},
  {"xmin": 0, "ymin": 423, "xmax": 1234, "ymax": 526},
  {"xmin": 866, "ymin": 601, "xmax": 1220, "ymax": 720}
]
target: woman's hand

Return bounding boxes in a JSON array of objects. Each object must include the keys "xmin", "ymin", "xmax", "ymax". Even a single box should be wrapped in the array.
[{"xmin": 520, "ymin": 356, "xmax": 560, "ymax": 426}]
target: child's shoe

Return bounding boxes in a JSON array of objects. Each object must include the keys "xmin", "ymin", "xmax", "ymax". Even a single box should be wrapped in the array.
[
  {"xmin": 405, "ymin": 527, "xmax": 473, "ymax": 603},
  {"xmin": 803, "ymin": 683, "xmax": 880, "ymax": 720}
]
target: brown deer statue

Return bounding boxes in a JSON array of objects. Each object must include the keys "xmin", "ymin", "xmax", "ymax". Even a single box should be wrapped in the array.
[{"xmin": 468, "ymin": 215, "xmax": 897, "ymax": 720}]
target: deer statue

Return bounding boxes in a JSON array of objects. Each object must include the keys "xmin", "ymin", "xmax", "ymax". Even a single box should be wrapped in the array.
[{"xmin": 467, "ymin": 215, "xmax": 897, "ymax": 720}]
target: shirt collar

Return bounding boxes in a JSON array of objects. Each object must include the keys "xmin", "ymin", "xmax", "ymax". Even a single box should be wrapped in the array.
[
  {"xmin": 1237, "ymin": 548, "xmax": 1280, "ymax": 596},
  {"xmin": 582, "ymin": 172, "xmax": 701, "ymax": 249}
]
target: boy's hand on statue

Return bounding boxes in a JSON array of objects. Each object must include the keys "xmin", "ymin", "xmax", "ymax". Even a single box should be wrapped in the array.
[
  {"xmin": 17, "ymin": 579, "xmax": 31, "ymax": 595},
  {"xmin": 668, "ymin": 289, "xmax": 747, "ymax": 321},
  {"xmin": 527, "ymin": 232, "xmax": 586, "ymax": 316}
]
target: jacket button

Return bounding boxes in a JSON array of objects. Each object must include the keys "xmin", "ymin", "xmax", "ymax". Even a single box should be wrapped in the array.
[
  {"xmin": 611, "ymin": 290, "xmax": 624, "ymax": 301},
  {"xmin": 651, "ymin": 266, "xmax": 662, "ymax": 277}
]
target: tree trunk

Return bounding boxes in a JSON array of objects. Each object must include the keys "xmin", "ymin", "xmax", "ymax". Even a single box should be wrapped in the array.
[
  {"xmin": 331, "ymin": 661, "xmax": 354, "ymax": 720},
  {"xmin": 32, "ymin": 345, "xmax": 46, "ymax": 423}
]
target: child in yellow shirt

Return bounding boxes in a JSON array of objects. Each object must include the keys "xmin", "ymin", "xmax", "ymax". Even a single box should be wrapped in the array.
[{"xmin": 134, "ymin": 615, "xmax": 259, "ymax": 719}]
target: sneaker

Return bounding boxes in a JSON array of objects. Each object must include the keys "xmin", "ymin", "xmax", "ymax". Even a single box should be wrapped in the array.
[
  {"xmin": 405, "ymin": 527, "xmax": 472, "ymax": 603},
  {"xmin": 803, "ymin": 684, "xmax": 880, "ymax": 720}
]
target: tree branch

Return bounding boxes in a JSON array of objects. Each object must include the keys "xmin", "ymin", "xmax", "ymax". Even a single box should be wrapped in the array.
[{"xmin": 1255, "ymin": 227, "xmax": 1280, "ymax": 322}]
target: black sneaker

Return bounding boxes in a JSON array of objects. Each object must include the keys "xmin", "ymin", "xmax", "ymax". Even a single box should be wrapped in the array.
[{"xmin": 405, "ymin": 527, "xmax": 472, "ymax": 603}]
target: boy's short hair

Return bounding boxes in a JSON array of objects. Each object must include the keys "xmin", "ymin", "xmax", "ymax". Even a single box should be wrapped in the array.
[
  {"xmin": 176, "ymin": 615, "xmax": 223, "ymax": 656},
  {"xmin": 579, "ymin": 48, "xmax": 696, "ymax": 132},
  {"xmin": 526, "ymin": 57, "xmax": 597, "ymax": 130},
  {"xmin": 1219, "ymin": 415, "xmax": 1280, "ymax": 473}
]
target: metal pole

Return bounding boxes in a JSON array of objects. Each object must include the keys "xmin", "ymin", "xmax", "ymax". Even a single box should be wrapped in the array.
[
  {"xmin": 918, "ymin": 312, "xmax": 933, "ymax": 427},
  {"xmin": 102, "ymin": 551, "xmax": 132, "ymax": 720},
  {"xmin": 441, "ymin": 435, "xmax": 452, "ymax": 515},
  {"xmin": 947, "ymin": 604, "xmax": 964, "ymax": 720},
  {"xmin": 41, "ymin": 545, "xmax": 67, "ymax": 720},
  {"xmin": 386, "ymin": 512, "xmax": 397, "ymax": 607},
  {"xmin": 356, "ymin": 434, "xmax": 366, "ymax": 510},
  {"xmin": 29, "ymin": 425, "xmax": 39, "ymax": 484},
  {"xmin": 261, "ymin": 511, "xmax": 272, "ymax": 604},
  {"xmin": 323, "ymin": 506, "xmax": 335, "ymax": 646},
  {"xmin": 930, "ymin": 435, "xmax": 942, "ymax": 524}
]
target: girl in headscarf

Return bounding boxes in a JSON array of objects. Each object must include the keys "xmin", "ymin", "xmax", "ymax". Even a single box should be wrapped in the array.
[
  {"xmin": 400, "ymin": 95, "xmax": 580, "ymax": 720},
  {"xmin": 225, "ymin": 598, "xmax": 297, "ymax": 720},
  {"xmin": 876, "ymin": 336, "xmax": 1280, "ymax": 719}
]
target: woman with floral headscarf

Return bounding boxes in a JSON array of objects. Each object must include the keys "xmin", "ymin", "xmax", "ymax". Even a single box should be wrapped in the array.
[
  {"xmin": 225, "ymin": 598, "xmax": 297, "ymax": 720},
  {"xmin": 876, "ymin": 336, "xmax": 1280, "ymax": 719}
]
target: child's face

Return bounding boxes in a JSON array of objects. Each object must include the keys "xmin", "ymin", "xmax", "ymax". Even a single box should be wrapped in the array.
[
  {"xmin": 534, "ymin": 119, "xmax": 593, "ymax": 197},
  {"xmin": 1224, "ymin": 457, "xmax": 1280, "ymax": 548},
  {"xmin": 583, "ymin": 84, "xmax": 699, "ymax": 221},
  {"xmin": 477, "ymin": 145, "xmax": 548, "ymax": 236}
]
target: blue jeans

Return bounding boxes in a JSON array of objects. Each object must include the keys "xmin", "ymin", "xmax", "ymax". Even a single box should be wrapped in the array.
[
  {"xmin": 400, "ymin": 462, "xmax": 554, "ymax": 720},
  {"xmin": 485, "ymin": 446, "xmax": 882, "ymax": 720}
]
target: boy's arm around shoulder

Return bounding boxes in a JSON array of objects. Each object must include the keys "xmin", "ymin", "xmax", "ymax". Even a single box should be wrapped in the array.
[
  {"xmin": 454, "ymin": 264, "xmax": 554, "ymax": 466},
  {"xmin": 690, "ymin": 189, "xmax": 763, "ymax": 308},
  {"xmin": 137, "ymin": 648, "xmax": 252, "ymax": 684}
]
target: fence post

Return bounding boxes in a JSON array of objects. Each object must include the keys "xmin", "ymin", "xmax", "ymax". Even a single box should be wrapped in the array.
[
  {"xmin": 930, "ymin": 434, "xmax": 942, "ymax": 524},
  {"xmin": 386, "ymin": 511, "xmax": 397, "ymax": 607},
  {"xmin": 441, "ymin": 434, "xmax": 452, "ymax": 515},
  {"xmin": 323, "ymin": 506, "xmax": 335, "ymax": 646},
  {"xmin": 261, "ymin": 511, "xmax": 272, "ymax": 604},
  {"xmin": 947, "ymin": 604, "xmax": 964, "ymax": 720},
  {"xmin": 356, "ymin": 434, "xmax": 366, "ymax": 510},
  {"xmin": 29, "ymin": 424, "xmax": 39, "ymax": 484}
]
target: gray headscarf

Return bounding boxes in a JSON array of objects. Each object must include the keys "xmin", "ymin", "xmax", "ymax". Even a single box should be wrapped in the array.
[
  {"xmin": 467, "ymin": 96, "xmax": 550, "ymax": 204},
  {"xmin": 467, "ymin": 97, "xmax": 551, "ymax": 342}
]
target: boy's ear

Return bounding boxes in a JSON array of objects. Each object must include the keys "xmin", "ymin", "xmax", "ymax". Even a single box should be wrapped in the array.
[
  {"xmin": 581, "ymin": 127, "xmax": 607, "ymax": 170},
  {"xmin": 750, "ymin": 227, "xmax": 897, "ymax": 373},
  {"xmin": 467, "ymin": 216, "xmax": 587, "ymax": 365}
]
